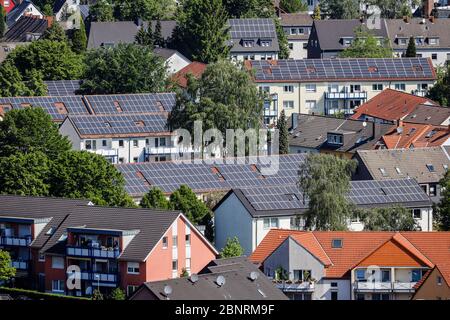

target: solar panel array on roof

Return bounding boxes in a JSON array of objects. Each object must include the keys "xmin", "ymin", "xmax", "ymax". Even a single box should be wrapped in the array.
[
  {"xmin": 241, "ymin": 184, "xmax": 306, "ymax": 211},
  {"xmin": 85, "ymin": 93, "xmax": 176, "ymax": 114},
  {"xmin": 249, "ymin": 58, "xmax": 435, "ymax": 82},
  {"xmin": 228, "ymin": 19, "xmax": 276, "ymax": 39},
  {"xmin": 45, "ymin": 80, "xmax": 81, "ymax": 96}
]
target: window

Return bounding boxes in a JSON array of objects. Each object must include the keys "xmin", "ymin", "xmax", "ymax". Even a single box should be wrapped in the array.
[
  {"xmin": 411, "ymin": 269, "xmax": 423, "ymax": 282},
  {"xmin": 331, "ymin": 291, "xmax": 338, "ymax": 300},
  {"xmin": 394, "ymin": 83, "xmax": 406, "ymax": 91},
  {"xmin": 331, "ymin": 239, "xmax": 343, "ymax": 248},
  {"xmin": 52, "ymin": 257, "xmax": 64, "ymax": 269},
  {"xmin": 429, "ymin": 184, "xmax": 437, "ymax": 197},
  {"xmin": 356, "ymin": 294, "xmax": 365, "ymax": 300},
  {"xmin": 415, "ymin": 37, "xmax": 424, "ymax": 46},
  {"xmin": 243, "ymin": 40, "xmax": 254, "ymax": 48},
  {"xmin": 288, "ymin": 43, "xmax": 294, "ymax": 50},
  {"xmin": 261, "ymin": 40, "xmax": 271, "ymax": 47},
  {"xmin": 327, "ymin": 134, "xmax": 343, "ymax": 145},
  {"xmin": 133, "ymin": 157, "xmax": 138, "ymax": 163},
  {"xmin": 331, "ymin": 282, "xmax": 338, "ymax": 288},
  {"xmin": 372, "ymin": 293, "xmax": 390, "ymax": 300},
  {"xmin": 305, "ymin": 100, "xmax": 316, "ymax": 111},
  {"xmin": 283, "ymin": 101, "xmax": 294, "ymax": 109},
  {"xmin": 379, "ymin": 168, "xmax": 388, "ymax": 177},
  {"xmin": 127, "ymin": 262, "xmax": 140, "ymax": 274},
  {"xmin": 4, "ymin": 1, "xmax": 10, "ymax": 7},
  {"xmin": 118, "ymin": 157, "xmax": 124, "ymax": 164},
  {"xmin": 412, "ymin": 209, "xmax": 421, "ymax": 219},
  {"xmin": 381, "ymin": 270, "xmax": 390, "ymax": 282},
  {"xmin": 426, "ymin": 164, "xmax": 435, "ymax": 172},
  {"xmin": 172, "ymin": 259, "xmax": 178, "ymax": 271},
  {"xmin": 356, "ymin": 269, "xmax": 366, "ymax": 281},
  {"xmin": 372, "ymin": 84, "xmax": 383, "ymax": 91},
  {"xmin": 38, "ymin": 253, "xmax": 45, "ymax": 262},
  {"xmin": 119, "ymin": 140, "xmax": 124, "ymax": 148},
  {"xmin": 159, "ymin": 137, "xmax": 166, "ymax": 147},
  {"xmin": 293, "ymin": 270, "xmax": 311, "ymax": 282},
  {"xmin": 85, "ymin": 140, "xmax": 96, "ymax": 150},
  {"xmin": 186, "ymin": 258, "xmax": 191, "ymax": 270},
  {"xmin": 290, "ymin": 28, "xmax": 298, "ymax": 35},
  {"xmin": 437, "ymin": 276, "xmax": 443, "ymax": 285},
  {"xmin": 395, "ymin": 167, "xmax": 402, "ymax": 175},
  {"xmin": 127, "ymin": 285, "xmax": 138, "ymax": 296},
  {"xmin": 350, "ymin": 84, "xmax": 361, "ymax": 93},
  {"xmin": 133, "ymin": 140, "xmax": 139, "ymax": 147},
  {"xmin": 162, "ymin": 236, "xmax": 168, "ymax": 249},
  {"xmin": 52, "ymin": 280, "xmax": 65, "ymax": 293},
  {"xmin": 432, "ymin": 53, "xmax": 438, "ymax": 60},
  {"xmin": 172, "ymin": 235, "xmax": 178, "ymax": 248},
  {"xmin": 428, "ymin": 38, "xmax": 438, "ymax": 45},
  {"xmin": 398, "ymin": 38, "xmax": 407, "ymax": 45},
  {"xmin": 328, "ymin": 84, "xmax": 339, "ymax": 93},
  {"xmin": 102, "ymin": 140, "xmax": 107, "ymax": 147},
  {"xmin": 263, "ymin": 218, "xmax": 279, "ymax": 229},
  {"xmin": 303, "ymin": 43, "xmax": 308, "ymax": 49},
  {"xmin": 284, "ymin": 85, "xmax": 294, "ymax": 93},
  {"xmin": 185, "ymin": 234, "xmax": 191, "ymax": 246},
  {"xmin": 305, "ymin": 84, "xmax": 316, "ymax": 92}
]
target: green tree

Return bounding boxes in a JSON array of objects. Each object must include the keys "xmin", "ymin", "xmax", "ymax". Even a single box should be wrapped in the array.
[
  {"xmin": 174, "ymin": 0, "xmax": 230, "ymax": 63},
  {"xmin": 71, "ymin": 18, "xmax": 87, "ymax": 54},
  {"xmin": 280, "ymin": 0, "xmax": 308, "ymax": 13},
  {"xmin": 6, "ymin": 40, "xmax": 84, "ymax": 80},
  {"xmin": 436, "ymin": 171, "xmax": 450, "ymax": 230},
  {"xmin": 135, "ymin": 27, "xmax": 154, "ymax": 46},
  {"xmin": 0, "ymin": 108, "xmax": 71, "ymax": 158},
  {"xmin": 367, "ymin": 0, "xmax": 420, "ymax": 19},
  {"xmin": 80, "ymin": 44, "xmax": 167, "ymax": 94},
  {"xmin": 276, "ymin": 110, "xmax": 289, "ymax": 154},
  {"xmin": 92, "ymin": 289, "xmax": 104, "ymax": 300},
  {"xmin": 153, "ymin": 20, "xmax": 164, "ymax": 47},
  {"xmin": 0, "ymin": 5, "xmax": 5, "ymax": 38},
  {"xmin": 312, "ymin": 5, "xmax": 321, "ymax": 20},
  {"xmin": 0, "ymin": 61, "xmax": 46, "ymax": 97},
  {"xmin": 405, "ymin": 36, "xmax": 416, "ymax": 57},
  {"xmin": 220, "ymin": 237, "xmax": 244, "ymax": 258},
  {"xmin": 89, "ymin": 0, "xmax": 114, "ymax": 22},
  {"xmin": 180, "ymin": 268, "xmax": 189, "ymax": 277},
  {"xmin": 358, "ymin": 206, "xmax": 418, "ymax": 231},
  {"xmin": 140, "ymin": 187, "xmax": 171, "ymax": 210},
  {"xmin": 0, "ymin": 152, "xmax": 51, "ymax": 196},
  {"xmin": 169, "ymin": 185, "xmax": 211, "ymax": 224},
  {"xmin": 115, "ymin": 0, "xmax": 176, "ymax": 21},
  {"xmin": 42, "ymin": 3, "xmax": 54, "ymax": 16},
  {"xmin": 274, "ymin": 18, "xmax": 290, "ymax": 59},
  {"xmin": 223, "ymin": 0, "xmax": 274, "ymax": 18},
  {"xmin": 427, "ymin": 65, "xmax": 450, "ymax": 107},
  {"xmin": 340, "ymin": 27, "xmax": 392, "ymax": 58},
  {"xmin": 320, "ymin": 0, "xmax": 361, "ymax": 19},
  {"xmin": 298, "ymin": 153, "xmax": 357, "ymax": 231},
  {"xmin": 50, "ymin": 151, "xmax": 134, "ymax": 206},
  {"xmin": 43, "ymin": 22, "xmax": 67, "ymax": 42},
  {"xmin": 110, "ymin": 288, "xmax": 126, "ymax": 300},
  {"xmin": 0, "ymin": 250, "xmax": 16, "ymax": 282}
]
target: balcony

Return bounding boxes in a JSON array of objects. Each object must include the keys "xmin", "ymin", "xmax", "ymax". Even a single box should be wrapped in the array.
[
  {"xmin": 145, "ymin": 146, "xmax": 201, "ymax": 156},
  {"xmin": 11, "ymin": 260, "xmax": 28, "ymax": 270},
  {"xmin": 274, "ymin": 281, "xmax": 315, "ymax": 292},
  {"xmin": 354, "ymin": 281, "xmax": 416, "ymax": 292},
  {"xmin": 67, "ymin": 271, "xmax": 118, "ymax": 283},
  {"xmin": 0, "ymin": 236, "xmax": 32, "ymax": 247},
  {"xmin": 66, "ymin": 246, "xmax": 120, "ymax": 259},
  {"xmin": 325, "ymin": 91, "xmax": 368, "ymax": 100}
]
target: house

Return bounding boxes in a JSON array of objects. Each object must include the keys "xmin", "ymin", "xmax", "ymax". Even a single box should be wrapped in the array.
[
  {"xmin": 288, "ymin": 114, "xmax": 394, "ymax": 158},
  {"xmin": 280, "ymin": 13, "xmax": 313, "ymax": 59},
  {"xmin": 53, "ymin": 0, "xmax": 80, "ymax": 29},
  {"xmin": 307, "ymin": 19, "xmax": 390, "ymax": 59},
  {"xmin": 228, "ymin": 18, "xmax": 280, "ymax": 62},
  {"xmin": 386, "ymin": 17, "xmax": 450, "ymax": 67},
  {"xmin": 171, "ymin": 61, "xmax": 207, "ymax": 88},
  {"xmin": 0, "ymin": 195, "xmax": 218, "ymax": 297},
  {"xmin": 412, "ymin": 264, "xmax": 450, "ymax": 300},
  {"xmin": 0, "ymin": 0, "xmax": 16, "ymax": 13},
  {"xmin": 353, "ymin": 146, "xmax": 450, "ymax": 202},
  {"xmin": 245, "ymin": 58, "xmax": 436, "ymax": 123},
  {"xmin": 350, "ymin": 89, "xmax": 445, "ymax": 125},
  {"xmin": 6, "ymin": 0, "xmax": 43, "ymax": 27},
  {"xmin": 250, "ymin": 229, "xmax": 450, "ymax": 300},
  {"xmin": 130, "ymin": 257, "xmax": 288, "ymax": 300},
  {"xmin": 153, "ymin": 48, "xmax": 191, "ymax": 74},
  {"xmin": 214, "ymin": 179, "xmax": 433, "ymax": 256},
  {"xmin": 44, "ymin": 80, "xmax": 81, "ymax": 96}
]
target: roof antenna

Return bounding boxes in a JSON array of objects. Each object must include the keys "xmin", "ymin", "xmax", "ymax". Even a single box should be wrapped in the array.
[
  {"xmin": 215, "ymin": 275, "xmax": 226, "ymax": 287},
  {"xmin": 189, "ymin": 274, "xmax": 199, "ymax": 284},
  {"xmin": 163, "ymin": 285, "xmax": 172, "ymax": 300}
]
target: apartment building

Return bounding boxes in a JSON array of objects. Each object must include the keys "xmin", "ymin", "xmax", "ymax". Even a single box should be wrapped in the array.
[
  {"xmin": 280, "ymin": 13, "xmax": 312, "ymax": 60},
  {"xmin": 214, "ymin": 179, "xmax": 433, "ymax": 256},
  {"xmin": 250, "ymin": 229, "xmax": 450, "ymax": 300},
  {"xmin": 0, "ymin": 195, "xmax": 218, "ymax": 297},
  {"xmin": 245, "ymin": 58, "xmax": 436, "ymax": 124}
]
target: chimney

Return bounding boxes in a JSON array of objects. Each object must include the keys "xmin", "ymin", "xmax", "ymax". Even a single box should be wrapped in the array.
[
  {"xmin": 291, "ymin": 113, "xmax": 298, "ymax": 130},
  {"xmin": 372, "ymin": 121, "xmax": 381, "ymax": 139},
  {"xmin": 423, "ymin": 0, "xmax": 434, "ymax": 18}
]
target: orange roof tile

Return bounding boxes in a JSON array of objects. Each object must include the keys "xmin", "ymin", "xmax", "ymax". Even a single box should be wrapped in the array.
[
  {"xmin": 290, "ymin": 233, "xmax": 332, "ymax": 266},
  {"xmin": 171, "ymin": 62, "xmax": 207, "ymax": 88}
]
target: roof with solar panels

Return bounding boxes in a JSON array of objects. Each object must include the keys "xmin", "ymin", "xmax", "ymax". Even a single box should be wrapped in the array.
[{"xmin": 228, "ymin": 18, "xmax": 280, "ymax": 53}]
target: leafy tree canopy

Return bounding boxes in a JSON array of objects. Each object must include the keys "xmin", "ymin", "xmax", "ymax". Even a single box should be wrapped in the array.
[
  {"xmin": 222, "ymin": 0, "xmax": 274, "ymax": 18},
  {"xmin": 0, "ymin": 250, "xmax": 16, "ymax": 281},
  {"xmin": 320, "ymin": 0, "xmax": 361, "ymax": 19},
  {"xmin": 89, "ymin": 0, "xmax": 114, "ymax": 22},
  {"xmin": 436, "ymin": 171, "xmax": 450, "ymax": 231},
  {"xmin": 280, "ymin": 0, "xmax": 308, "ymax": 13},
  {"xmin": 169, "ymin": 185, "xmax": 211, "ymax": 224},
  {"xmin": 43, "ymin": 22, "xmax": 68, "ymax": 42},
  {"xmin": 405, "ymin": 36, "xmax": 416, "ymax": 57},
  {"xmin": 0, "ymin": 4, "xmax": 6, "ymax": 38},
  {"xmin": 339, "ymin": 27, "xmax": 393, "ymax": 58},
  {"xmin": 220, "ymin": 237, "xmax": 244, "ymax": 258},
  {"xmin": 70, "ymin": 18, "xmax": 87, "ymax": 54},
  {"xmin": 0, "ymin": 61, "xmax": 46, "ymax": 97},
  {"xmin": 140, "ymin": 187, "xmax": 171, "ymax": 210},
  {"xmin": 427, "ymin": 65, "xmax": 450, "ymax": 107},
  {"xmin": 276, "ymin": 110, "xmax": 289, "ymax": 155},
  {"xmin": 358, "ymin": 206, "xmax": 418, "ymax": 231},
  {"xmin": 115, "ymin": 0, "xmax": 176, "ymax": 21}
]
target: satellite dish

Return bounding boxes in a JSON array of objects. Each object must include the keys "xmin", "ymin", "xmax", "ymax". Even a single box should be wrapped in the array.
[
  {"xmin": 216, "ymin": 275, "xmax": 226, "ymax": 287},
  {"xmin": 249, "ymin": 271, "xmax": 259, "ymax": 281},
  {"xmin": 362, "ymin": 121, "xmax": 367, "ymax": 128},
  {"xmin": 190, "ymin": 274, "xmax": 199, "ymax": 283},
  {"xmin": 163, "ymin": 285, "xmax": 172, "ymax": 296}
]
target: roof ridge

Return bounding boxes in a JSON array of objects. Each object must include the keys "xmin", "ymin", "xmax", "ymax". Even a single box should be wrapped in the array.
[
  {"xmin": 310, "ymin": 232, "xmax": 333, "ymax": 266},
  {"xmin": 392, "ymin": 233, "xmax": 434, "ymax": 268}
]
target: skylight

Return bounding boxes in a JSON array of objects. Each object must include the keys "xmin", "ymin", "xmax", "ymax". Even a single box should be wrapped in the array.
[
  {"xmin": 395, "ymin": 167, "xmax": 402, "ymax": 175},
  {"xmin": 379, "ymin": 168, "xmax": 388, "ymax": 177},
  {"xmin": 426, "ymin": 164, "xmax": 435, "ymax": 172},
  {"xmin": 332, "ymin": 239, "xmax": 343, "ymax": 248}
]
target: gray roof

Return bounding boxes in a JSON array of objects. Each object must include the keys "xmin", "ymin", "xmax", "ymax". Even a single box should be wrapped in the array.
[
  {"xmin": 131, "ymin": 257, "xmax": 288, "ymax": 300},
  {"xmin": 79, "ymin": 5, "xmax": 90, "ymax": 20},
  {"xmin": 45, "ymin": 80, "xmax": 81, "ymax": 96},
  {"xmin": 153, "ymin": 47, "xmax": 179, "ymax": 60},
  {"xmin": 0, "ymin": 195, "xmax": 90, "ymax": 249},
  {"xmin": 355, "ymin": 147, "xmax": 450, "ymax": 184},
  {"xmin": 289, "ymin": 114, "xmax": 394, "ymax": 153},
  {"xmin": 248, "ymin": 58, "xmax": 436, "ymax": 82},
  {"xmin": 386, "ymin": 18, "xmax": 450, "ymax": 50},
  {"xmin": 2, "ymin": 16, "xmax": 48, "ymax": 42},
  {"xmin": 228, "ymin": 18, "xmax": 280, "ymax": 53},
  {"xmin": 53, "ymin": 0, "xmax": 67, "ymax": 13},
  {"xmin": 280, "ymin": 13, "xmax": 313, "ymax": 41},
  {"xmin": 312, "ymin": 19, "xmax": 389, "ymax": 51},
  {"xmin": 144, "ymin": 20, "xmax": 177, "ymax": 41},
  {"xmin": 219, "ymin": 179, "xmax": 432, "ymax": 218},
  {"xmin": 403, "ymin": 104, "xmax": 450, "ymax": 125}
]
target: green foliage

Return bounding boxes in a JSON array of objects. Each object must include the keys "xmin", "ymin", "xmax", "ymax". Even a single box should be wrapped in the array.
[
  {"xmin": 426, "ymin": 65, "xmax": 450, "ymax": 107},
  {"xmin": 42, "ymin": 4, "xmax": 54, "ymax": 16},
  {"xmin": 276, "ymin": 110, "xmax": 289, "ymax": 155},
  {"xmin": 80, "ymin": 44, "xmax": 167, "ymax": 94},
  {"xmin": 280, "ymin": 0, "xmax": 308, "ymax": 13},
  {"xmin": 0, "ymin": 61, "xmax": 46, "ymax": 97},
  {"xmin": 0, "ymin": 108, "xmax": 71, "ymax": 158},
  {"xmin": 180, "ymin": 268, "xmax": 189, "ymax": 277},
  {"xmin": 274, "ymin": 266, "xmax": 288, "ymax": 281},
  {"xmin": 115, "ymin": 0, "xmax": 176, "ymax": 21},
  {"xmin": 367, "ymin": 0, "xmax": 420, "ymax": 19},
  {"xmin": 174, "ymin": 0, "xmax": 230, "ymax": 63},
  {"xmin": 135, "ymin": 27, "xmax": 154, "ymax": 46},
  {"xmin": 71, "ymin": 18, "xmax": 87, "ymax": 54},
  {"xmin": 92, "ymin": 289, "xmax": 104, "ymax": 300},
  {"xmin": 50, "ymin": 151, "xmax": 135, "ymax": 207},
  {"xmin": 6, "ymin": 40, "xmax": 84, "ymax": 80},
  {"xmin": 0, "ymin": 152, "xmax": 51, "ymax": 196},
  {"xmin": 339, "ymin": 27, "xmax": 393, "ymax": 58},
  {"xmin": 0, "ymin": 250, "xmax": 16, "ymax": 281},
  {"xmin": 109, "ymin": 288, "xmax": 126, "ymax": 300},
  {"xmin": 0, "ymin": 286, "xmax": 89, "ymax": 300},
  {"xmin": 169, "ymin": 185, "xmax": 211, "ymax": 224},
  {"xmin": 43, "ymin": 22, "xmax": 67, "ymax": 42},
  {"xmin": 274, "ymin": 18, "xmax": 290, "ymax": 59},
  {"xmin": 220, "ymin": 237, "xmax": 244, "ymax": 258},
  {"xmin": 405, "ymin": 36, "xmax": 416, "ymax": 57},
  {"xmin": 0, "ymin": 5, "xmax": 5, "ymax": 38},
  {"xmin": 140, "ymin": 187, "xmax": 171, "ymax": 210},
  {"xmin": 312, "ymin": 5, "xmax": 321, "ymax": 20},
  {"xmin": 358, "ymin": 206, "xmax": 418, "ymax": 231},
  {"xmin": 89, "ymin": 0, "xmax": 114, "ymax": 22},
  {"xmin": 153, "ymin": 20, "xmax": 164, "ymax": 47},
  {"xmin": 436, "ymin": 171, "xmax": 450, "ymax": 230},
  {"xmin": 298, "ymin": 153, "xmax": 357, "ymax": 231},
  {"xmin": 320, "ymin": 0, "xmax": 361, "ymax": 19},
  {"xmin": 222, "ymin": 0, "xmax": 274, "ymax": 18}
]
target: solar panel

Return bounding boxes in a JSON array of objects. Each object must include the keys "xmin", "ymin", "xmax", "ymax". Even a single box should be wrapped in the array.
[
  {"xmin": 228, "ymin": 18, "xmax": 277, "ymax": 39},
  {"xmin": 45, "ymin": 80, "xmax": 81, "ymax": 96}
]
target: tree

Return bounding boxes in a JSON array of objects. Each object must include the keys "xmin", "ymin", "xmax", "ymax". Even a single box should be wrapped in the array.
[
  {"xmin": 6, "ymin": 40, "xmax": 84, "ymax": 80},
  {"xmin": 280, "ymin": 0, "xmax": 308, "ymax": 13},
  {"xmin": 276, "ymin": 110, "xmax": 289, "ymax": 154},
  {"xmin": 427, "ymin": 65, "xmax": 450, "ymax": 107},
  {"xmin": 0, "ymin": 108, "xmax": 71, "ymax": 158},
  {"xmin": 0, "ymin": 5, "xmax": 5, "ymax": 38},
  {"xmin": 405, "ymin": 36, "xmax": 416, "ymax": 58},
  {"xmin": 71, "ymin": 18, "xmax": 87, "ymax": 54},
  {"xmin": 220, "ymin": 237, "xmax": 244, "ymax": 258},
  {"xmin": 312, "ymin": 5, "xmax": 321, "ymax": 20},
  {"xmin": 110, "ymin": 288, "xmax": 126, "ymax": 300},
  {"xmin": 169, "ymin": 185, "xmax": 211, "ymax": 224},
  {"xmin": 274, "ymin": 18, "xmax": 290, "ymax": 59},
  {"xmin": 140, "ymin": 187, "xmax": 171, "ymax": 210},
  {"xmin": 173, "ymin": 0, "xmax": 230, "ymax": 63},
  {"xmin": 298, "ymin": 153, "xmax": 357, "ymax": 231},
  {"xmin": 153, "ymin": 20, "xmax": 164, "ymax": 47},
  {"xmin": 436, "ymin": 171, "xmax": 450, "ymax": 230},
  {"xmin": 340, "ymin": 27, "xmax": 393, "ymax": 58},
  {"xmin": 181, "ymin": 268, "xmax": 189, "ymax": 277},
  {"xmin": 367, "ymin": 0, "xmax": 420, "ymax": 19},
  {"xmin": 0, "ymin": 61, "xmax": 45, "ymax": 97},
  {"xmin": 0, "ymin": 152, "xmax": 51, "ymax": 196},
  {"xmin": 92, "ymin": 289, "xmax": 104, "ymax": 300},
  {"xmin": 0, "ymin": 250, "xmax": 16, "ymax": 282},
  {"xmin": 42, "ymin": 3, "xmax": 54, "ymax": 16},
  {"xmin": 223, "ymin": 0, "xmax": 274, "ymax": 18},
  {"xmin": 358, "ymin": 206, "xmax": 418, "ymax": 231},
  {"xmin": 89, "ymin": 0, "xmax": 114, "ymax": 22},
  {"xmin": 320, "ymin": 0, "xmax": 361, "ymax": 19},
  {"xmin": 50, "ymin": 151, "xmax": 135, "ymax": 207},
  {"xmin": 135, "ymin": 27, "xmax": 153, "ymax": 46},
  {"xmin": 80, "ymin": 44, "xmax": 167, "ymax": 94},
  {"xmin": 115, "ymin": 0, "xmax": 176, "ymax": 21},
  {"xmin": 43, "ymin": 22, "xmax": 67, "ymax": 42}
]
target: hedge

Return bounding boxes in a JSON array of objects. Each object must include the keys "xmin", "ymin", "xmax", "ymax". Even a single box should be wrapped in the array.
[{"xmin": 0, "ymin": 287, "xmax": 90, "ymax": 300}]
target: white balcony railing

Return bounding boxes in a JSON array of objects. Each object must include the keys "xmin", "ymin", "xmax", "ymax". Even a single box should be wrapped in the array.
[
  {"xmin": 354, "ymin": 281, "xmax": 417, "ymax": 292},
  {"xmin": 11, "ymin": 260, "xmax": 28, "ymax": 270},
  {"xmin": 274, "ymin": 281, "xmax": 315, "ymax": 292},
  {"xmin": 66, "ymin": 246, "xmax": 120, "ymax": 259},
  {"xmin": 67, "ymin": 271, "xmax": 118, "ymax": 283},
  {"xmin": 0, "ymin": 236, "xmax": 32, "ymax": 247},
  {"xmin": 325, "ymin": 91, "xmax": 368, "ymax": 100}
]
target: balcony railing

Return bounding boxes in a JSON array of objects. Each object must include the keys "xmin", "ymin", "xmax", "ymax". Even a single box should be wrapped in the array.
[
  {"xmin": 325, "ymin": 91, "xmax": 368, "ymax": 100},
  {"xmin": 66, "ymin": 246, "xmax": 120, "ymax": 259},
  {"xmin": 274, "ymin": 281, "xmax": 315, "ymax": 292},
  {"xmin": 67, "ymin": 271, "xmax": 118, "ymax": 283},
  {"xmin": 11, "ymin": 260, "xmax": 28, "ymax": 270},
  {"xmin": 354, "ymin": 281, "xmax": 417, "ymax": 292},
  {"xmin": 0, "ymin": 236, "xmax": 32, "ymax": 247}
]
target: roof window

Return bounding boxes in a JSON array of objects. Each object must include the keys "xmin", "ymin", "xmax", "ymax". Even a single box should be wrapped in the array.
[
  {"xmin": 379, "ymin": 168, "xmax": 388, "ymax": 177},
  {"xmin": 426, "ymin": 164, "xmax": 435, "ymax": 172},
  {"xmin": 331, "ymin": 239, "xmax": 343, "ymax": 248}
]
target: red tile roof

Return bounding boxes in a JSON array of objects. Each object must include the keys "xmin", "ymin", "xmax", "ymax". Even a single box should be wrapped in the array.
[
  {"xmin": 172, "ymin": 62, "xmax": 207, "ymax": 88},
  {"xmin": 290, "ymin": 233, "xmax": 332, "ymax": 266},
  {"xmin": 350, "ymin": 89, "xmax": 438, "ymax": 122}
]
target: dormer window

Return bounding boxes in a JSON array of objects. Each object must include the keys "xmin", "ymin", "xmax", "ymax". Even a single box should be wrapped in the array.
[
  {"xmin": 398, "ymin": 37, "xmax": 408, "ymax": 46},
  {"xmin": 342, "ymin": 37, "xmax": 353, "ymax": 46},
  {"xmin": 327, "ymin": 133, "xmax": 343, "ymax": 145},
  {"xmin": 243, "ymin": 40, "xmax": 254, "ymax": 48},
  {"xmin": 415, "ymin": 37, "xmax": 424, "ymax": 46},
  {"xmin": 260, "ymin": 40, "xmax": 271, "ymax": 47},
  {"xmin": 428, "ymin": 37, "xmax": 439, "ymax": 45}
]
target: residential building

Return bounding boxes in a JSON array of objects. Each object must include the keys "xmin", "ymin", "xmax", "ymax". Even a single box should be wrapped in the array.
[
  {"xmin": 288, "ymin": 114, "xmax": 394, "ymax": 158},
  {"xmin": 412, "ymin": 264, "xmax": 450, "ymax": 300},
  {"xmin": 153, "ymin": 48, "xmax": 191, "ymax": 74},
  {"xmin": 53, "ymin": 0, "xmax": 80, "ymax": 29},
  {"xmin": 386, "ymin": 17, "xmax": 450, "ymax": 67},
  {"xmin": 280, "ymin": 13, "xmax": 313, "ymax": 60},
  {"xmin": 130, "ymin": 257, "xmax": 288, "ymax": 300},
  {"xmin": 0, "ymin": 0, "xmax": 16, "ymax": 13},
  {"xmin": 228, "ymin": 18, "xmax": 280, "ymax": 62},
  {"xmin": 6, "ymin": 0, "xmax": 43, "ymax": 27},
  {"xmin": 353, "ymin": 147, "xmax": 450, "ymax": 202},
  {"xmin": 0, "ymin": 195, "xmax": 218, "ymax": 297},
  {"xmin": 214, "ymin": 179, "xmax": 433, "ymax": 255},
  {"xmin": 245, "ymin": 58, "xmax": 436, "ymax": 123},
  {"xmin": 171, "ymin": 61, "xmax": 207, "ymax": 88},
  {"xmin": 250, "ymin": 229, "xmax": 450, "ymax": 300}
]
